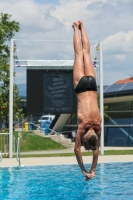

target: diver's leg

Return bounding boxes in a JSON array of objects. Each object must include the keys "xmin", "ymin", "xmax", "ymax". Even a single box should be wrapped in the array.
[
  {"xmin": 73, "ymin": 21, "xmax": 84, "ymax": 89},
  {"xmin": 78, "ymin": 20, "xmax": 96, "ymax": 79}
]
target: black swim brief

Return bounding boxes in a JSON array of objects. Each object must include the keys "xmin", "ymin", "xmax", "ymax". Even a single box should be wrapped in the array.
[{"xmin": 75, "ymin": 75, "xmax": 97, "ymax": 94}]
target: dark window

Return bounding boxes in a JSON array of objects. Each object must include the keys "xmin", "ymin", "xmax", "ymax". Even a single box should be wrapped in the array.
[
  {"xmin": 65, "ymin": 113, "xmax": 77, "ymax": 126},
  {"xmin": 109, "ymin": 101, "xmax": 131, "ymax": 111},
  {"xmin": 106, "ymin": 127, "xmax": 130, "ymax": 146},
  {"xmin": 129, "ymin": 126, "xmax": 133, "ymax": 146},
  {"xmin": 104, "ymin": 112, "xmax": 131, "ymax": 125},
  {"xmin": 104, "ymin": 127, "xmax": 108, "ymax": 146},
  {"xmin": 131, "ymin": 101, "xmax": 133, "ymax": 109},
  {"xmin": 131, "ymin": 112, "xmax": 133, "ymax": 124},
  {"xmin": 42, "ymin": 117, "xmax": 49, "ymax": 120}
]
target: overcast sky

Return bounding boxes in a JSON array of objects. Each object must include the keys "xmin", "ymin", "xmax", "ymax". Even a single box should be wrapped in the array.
[{"xmin": 1, "ymin": 0, "xmax": 133, "ymax": 85}]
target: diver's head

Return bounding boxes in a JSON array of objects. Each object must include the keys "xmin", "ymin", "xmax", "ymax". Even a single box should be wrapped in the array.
[{"xmin": 83, "ymin": 131, "xmax": 98, "ymax": 151}]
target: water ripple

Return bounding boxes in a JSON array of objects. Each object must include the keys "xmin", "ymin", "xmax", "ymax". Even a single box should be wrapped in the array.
[{"xmin": 0, "ymin": 162, "xmax": 133, "ymax": 200}]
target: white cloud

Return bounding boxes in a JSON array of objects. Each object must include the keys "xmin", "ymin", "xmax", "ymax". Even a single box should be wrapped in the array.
[
  {"xmin": 3, "ymin": 0, "xmax": 58, "ymax": 32},
  {"xmin": 103, "ymin": 31, "xmax": 133, "ymax": 54},
  {"xmin": 51, "ymin": 0, "xmax": 111, "ymax": 32},
  {"xmin": 115, "ymin": 54, "xmax": 126, "ymax": 61}
]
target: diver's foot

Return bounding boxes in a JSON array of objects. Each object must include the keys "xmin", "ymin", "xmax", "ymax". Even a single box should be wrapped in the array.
[
  {"xmin": 72, "ymin": 21, "xmax": 80, "ymax": 30},
  {"xmin": 78, "ymin": 20, "xmax": 83, "ymax": 30}
]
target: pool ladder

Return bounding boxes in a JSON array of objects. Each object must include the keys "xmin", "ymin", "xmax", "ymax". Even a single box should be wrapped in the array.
[{"xmin": 16, "ymin": 132, "xmax": 22, "ymax": 166}]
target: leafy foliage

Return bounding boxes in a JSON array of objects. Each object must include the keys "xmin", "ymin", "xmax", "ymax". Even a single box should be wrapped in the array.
[
  {"xmin": 0, "ymin": 13, "xmax": 23, "ymax": 127},
  {"xmin": 0, "ymin": 13, "xmax": 20, "ymax": 58}
]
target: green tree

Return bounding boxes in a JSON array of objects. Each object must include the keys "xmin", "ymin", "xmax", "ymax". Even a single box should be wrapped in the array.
[{"xmin": 0, "ymin": 13, "xmax": 24, "ymax": 128}]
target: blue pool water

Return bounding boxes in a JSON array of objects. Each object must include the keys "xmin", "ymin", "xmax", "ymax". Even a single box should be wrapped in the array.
[{"xmin": 0, "ymin": 162, "xmax": 133, "ymax": 200}]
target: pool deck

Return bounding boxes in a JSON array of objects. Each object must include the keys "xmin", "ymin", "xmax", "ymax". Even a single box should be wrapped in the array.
[
  {"xmin": 1, "ymin": 155, "xmax": 133, "ymax": 167},
  {"xmin": 1, "ymin": 147, "xmax": 133, "ymax": 167}
]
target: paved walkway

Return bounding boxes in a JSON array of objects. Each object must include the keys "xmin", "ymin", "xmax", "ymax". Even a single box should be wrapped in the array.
[
  {"xmin": 1, "ymin": 155, "xmax": 133, "ymax": 167},
  {"xmin": 0, "ymin": 147, "xmax": 133, "ymax": 167}
]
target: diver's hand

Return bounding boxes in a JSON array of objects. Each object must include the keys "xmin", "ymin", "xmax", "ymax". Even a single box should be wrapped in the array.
[{"xmin": 84, "ymin": 171, "xmax": 95, "ymax": 181}]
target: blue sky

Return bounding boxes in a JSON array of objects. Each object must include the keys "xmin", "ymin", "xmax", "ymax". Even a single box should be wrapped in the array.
[
  {"xmin": 34, "ymin": 0, "xmax": 59, "ymax": 4},
  {"xmin": 0, "ymin": 0, "xmax": 133, "ymax": 85}
]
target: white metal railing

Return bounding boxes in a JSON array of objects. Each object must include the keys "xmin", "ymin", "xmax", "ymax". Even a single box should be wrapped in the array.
[
  {"xmin": 0, "ymin": 150, "xmax": 2, "ymax": 162},
  {"xmin": 0, "ymin": 133, "xmax": 9, "ymax": 157},
  {"xmin": 16, "ymin": 132, "xmax": 22, "ymax": 166}
]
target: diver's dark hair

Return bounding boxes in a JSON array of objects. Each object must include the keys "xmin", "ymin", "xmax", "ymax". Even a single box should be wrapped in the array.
[{"xmin": 83, "ymin": 133, "xmax": 98, "ymax": 151}]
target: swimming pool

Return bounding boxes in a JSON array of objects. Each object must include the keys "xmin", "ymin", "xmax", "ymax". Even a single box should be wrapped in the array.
[{"xmin": 0, "ymin": 162, "xmax": 133, "ymax": 200}]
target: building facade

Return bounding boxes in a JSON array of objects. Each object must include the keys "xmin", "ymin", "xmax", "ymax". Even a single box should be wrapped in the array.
[
  {"xmin": 19, "ymin": 77, "xmax": 133, "ymax": 147},
  {"xmin": 63, "ymin": 78, "xmax": 133, "ymax": 147},
  {"xmin": 103, "ymin": 78, "xmax": 133, "ymax": 147}
]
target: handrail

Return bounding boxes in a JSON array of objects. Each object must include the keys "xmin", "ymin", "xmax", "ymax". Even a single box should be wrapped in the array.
[
  {"xmin": 16, "ymin": 132, "xmax": 21, "ymax": 166},
  {"xmin": 0, "ymin": 151, "xmax": 2, "ymax": 162},
  {"xmin": 0, "ymin": 133, "xmax": 10, "ymax": 135}
]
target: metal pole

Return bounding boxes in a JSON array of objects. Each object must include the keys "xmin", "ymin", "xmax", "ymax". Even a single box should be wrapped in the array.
[
  {"xmin": 18, "ymin": 137, "xmax": 21, "ymax": 166},
  {"xmin": 16, "ymin": 137, "xmax": 21, "ymax": 166},
  {"xmin": 99, "ymin": 41, "xmax": 104, "ymax": 155},
  {"xmin": 22, "ymin": 117, "xmax": 24, "ymax": 130},
  {"xmin": 9, "ymin": 39, "xmax": 14, "ymax": 158}
]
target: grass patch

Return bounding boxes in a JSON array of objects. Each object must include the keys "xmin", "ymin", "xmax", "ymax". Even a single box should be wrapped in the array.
[
  {"xmin": 103, "ymin": 150, "xmax": 133, "ymax": 155},
  {"xmin": 11, "ymin": 150, "xmax": 133, "ymax": 158},
  {"xmin": 13, "ymin": 131, "xmax": 65, "ymax": 151}
]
